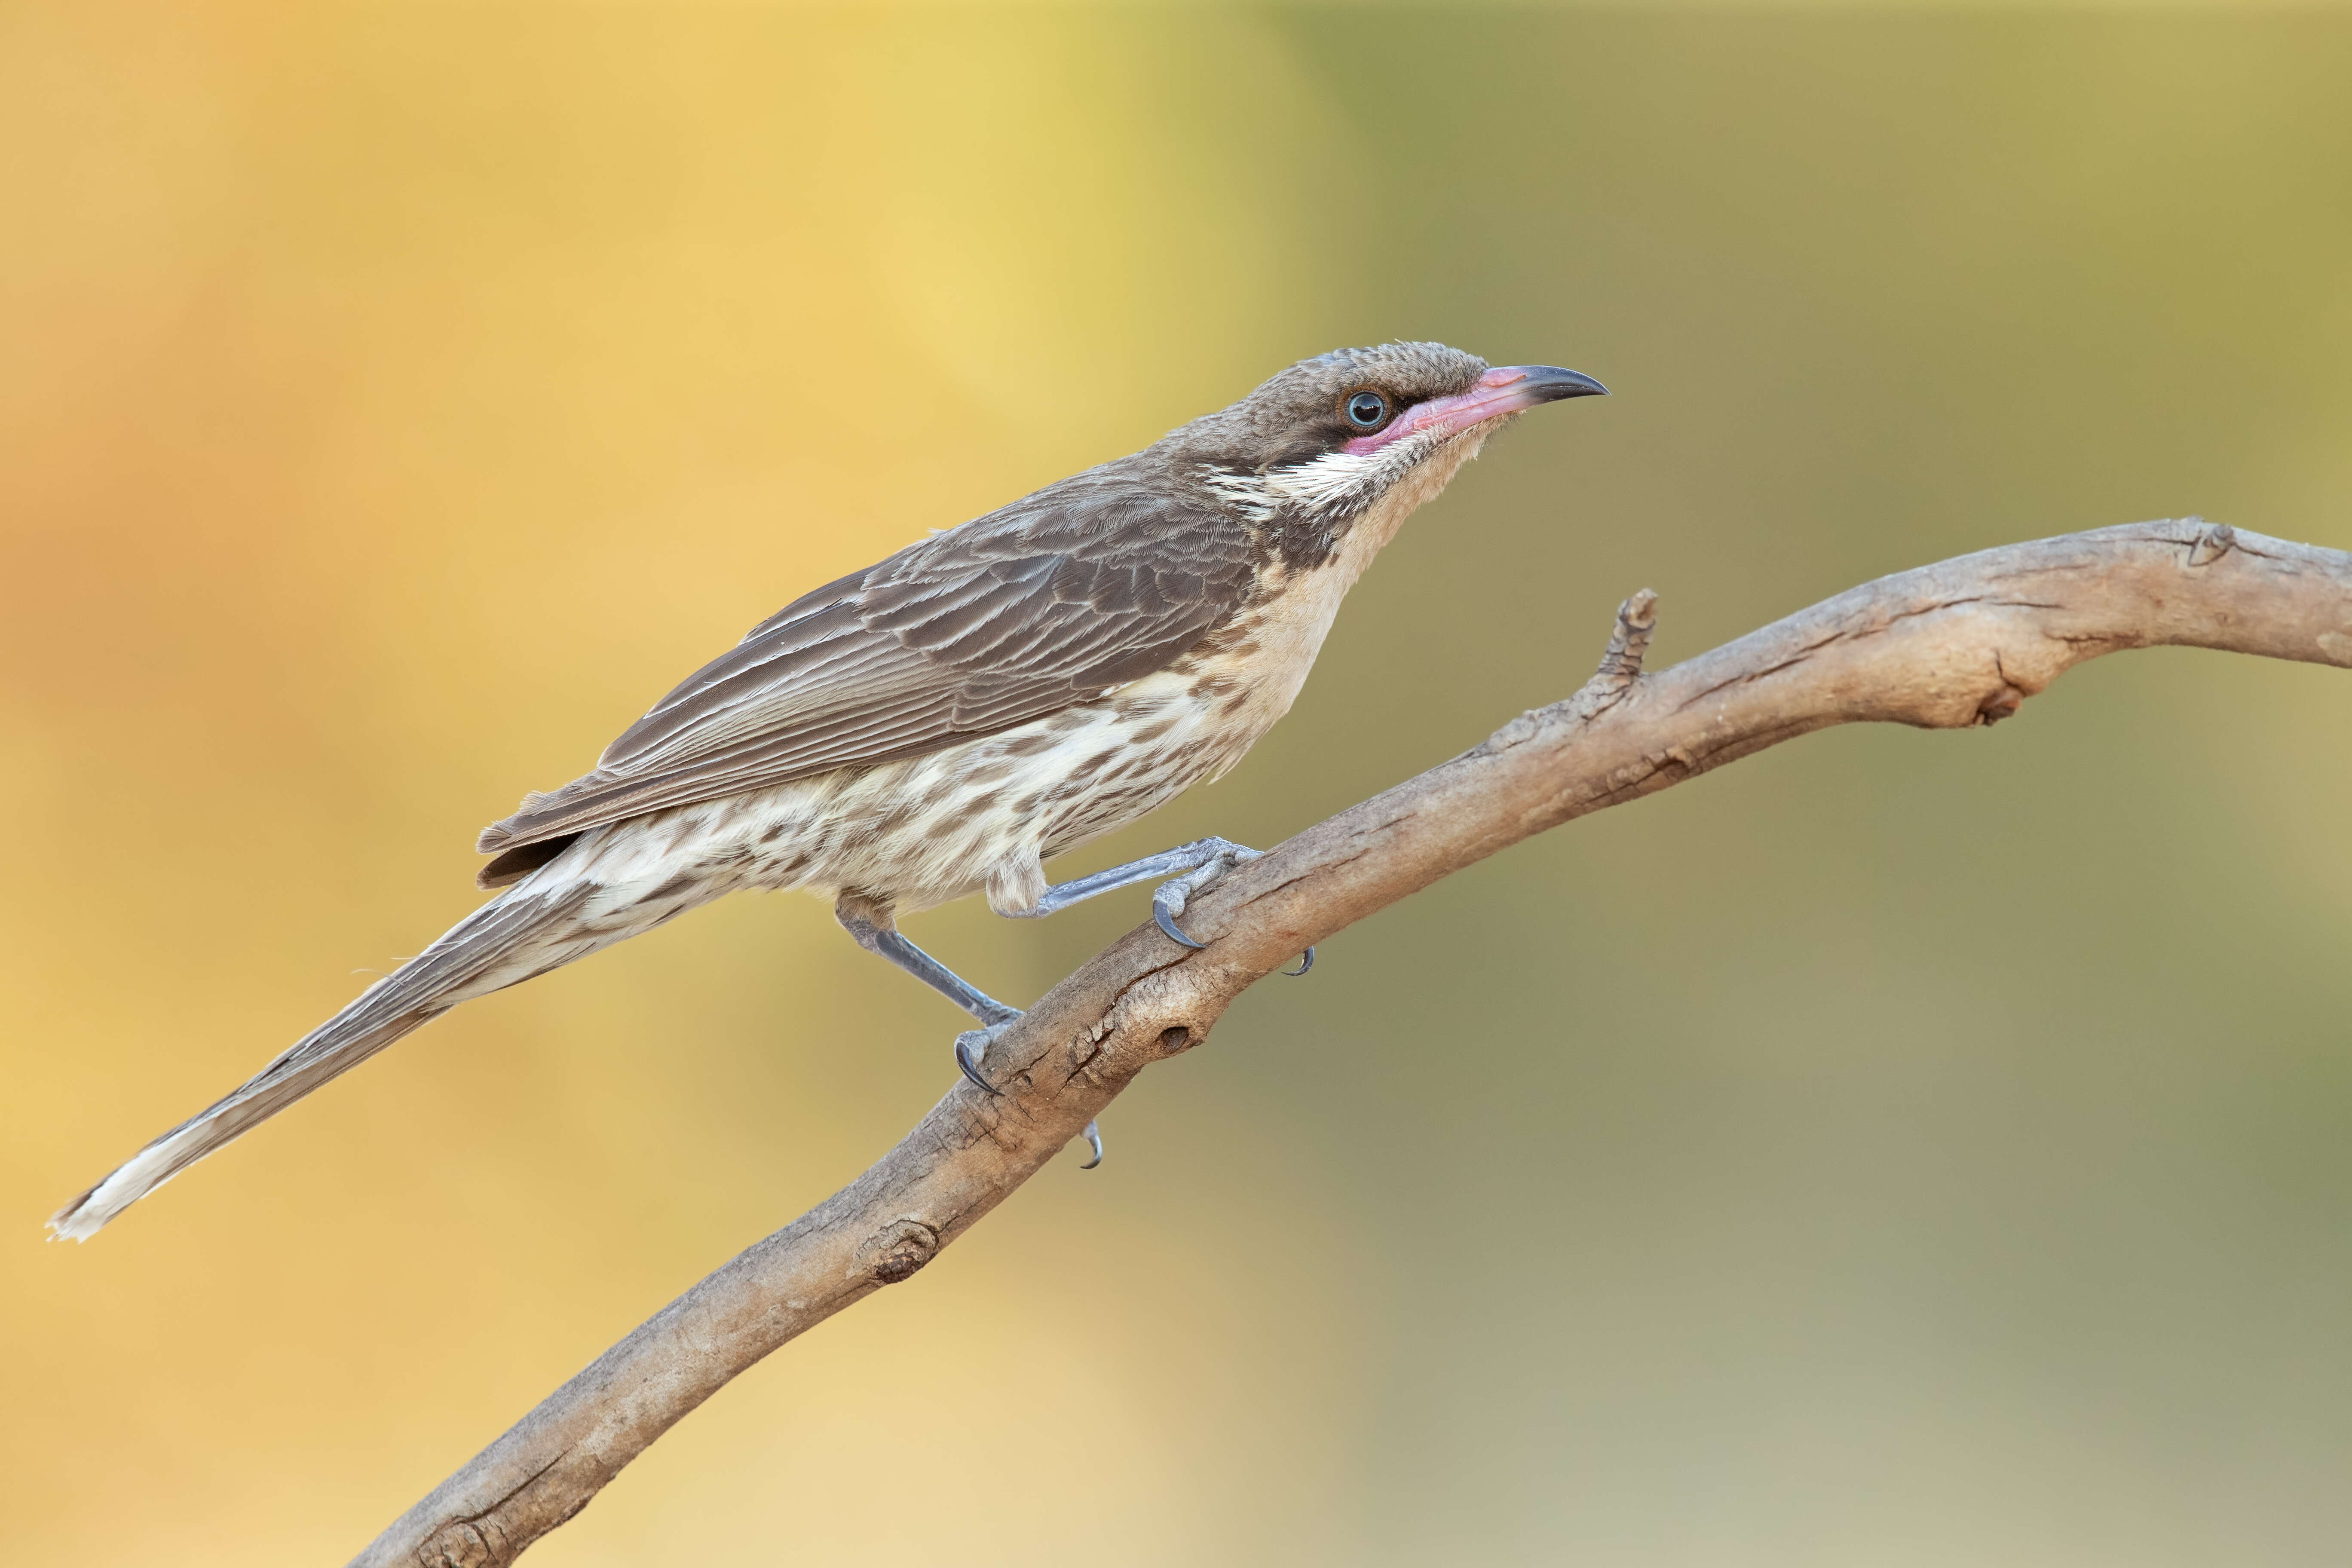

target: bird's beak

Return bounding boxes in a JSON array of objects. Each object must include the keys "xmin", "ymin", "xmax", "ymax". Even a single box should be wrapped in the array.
[
  {"xmin": 1479, "ymin": 364, "xmax": 1610, "ymax": 406},
  {"xmin": 1347, "ymin": 364, "xmax": 1608, "ymax": 455}
]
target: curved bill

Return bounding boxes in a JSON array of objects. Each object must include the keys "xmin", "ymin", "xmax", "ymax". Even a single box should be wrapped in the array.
[{"xmin": 1348, "ymin": 364, "xmax": 1608, "ymax": 454}]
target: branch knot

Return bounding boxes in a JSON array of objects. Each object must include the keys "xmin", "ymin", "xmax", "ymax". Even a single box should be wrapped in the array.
[
  {"xmin": 1592, "ymin": 588, "xmax": 1659, "ymax": 689},
  {"xmin": 1562, "ymin": 588, "xmax": 1663, "ymax": 724},
  {"xmin": 1474, "ymin": 589, "xmax": 1665, "ymax": 757},
  {"xmin": 859, "ymin": 1219, "xmax": 941, "ymax": 1286},
  {"xmin": 2185, "ymin": 518, "xmax": 2236, "ymax": 568}
]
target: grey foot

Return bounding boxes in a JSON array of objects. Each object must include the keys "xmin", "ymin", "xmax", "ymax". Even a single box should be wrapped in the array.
[
  {"xmin": 959, "ymin": 1032, "xmax": 1106, "ymax": 1171},
  {"xmin": 1150, "ymin": 838, "xmax": 1265, "ymax": 950},
  {"xmin": 954, "ymin": 1017, "xmax": 1015, "ymax": 1096}
]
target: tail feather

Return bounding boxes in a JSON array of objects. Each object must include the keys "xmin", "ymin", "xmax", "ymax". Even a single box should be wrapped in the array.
[{"xmin": 49, "ymin": 882, "xmax": 594, "ymax": 1241}]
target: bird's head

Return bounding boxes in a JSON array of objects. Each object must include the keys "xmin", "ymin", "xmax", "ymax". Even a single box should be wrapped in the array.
[{"xmin": 1167, "ymin": 341, "xmax": 1606, "ymax": 562}]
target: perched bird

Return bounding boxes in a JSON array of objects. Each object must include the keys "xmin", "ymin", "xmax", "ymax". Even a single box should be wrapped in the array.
[{"xmin": 51, "ymin": 342, "xmax": 1605, "ymax": 1239}]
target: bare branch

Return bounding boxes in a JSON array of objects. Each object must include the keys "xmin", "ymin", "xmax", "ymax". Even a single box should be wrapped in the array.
[{"xmin": 355, "ymin": 518, "xmax": 2352, "ymax": 1567}]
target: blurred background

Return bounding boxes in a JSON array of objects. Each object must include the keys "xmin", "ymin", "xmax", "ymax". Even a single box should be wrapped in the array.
[{"xmin": 6, "ymin": 3, "xmax": 2352, "ymax": 1563}]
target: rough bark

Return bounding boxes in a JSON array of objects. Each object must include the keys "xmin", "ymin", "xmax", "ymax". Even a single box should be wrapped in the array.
[{"xmin": 355, "ymin": 518, "xmax": 2352, "ymax": 1567}]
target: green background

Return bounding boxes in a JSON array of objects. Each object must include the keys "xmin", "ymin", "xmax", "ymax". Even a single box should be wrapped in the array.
[{"xmin": 6, "ymin": 4, "xmax": 2349, "ymax": 1562}]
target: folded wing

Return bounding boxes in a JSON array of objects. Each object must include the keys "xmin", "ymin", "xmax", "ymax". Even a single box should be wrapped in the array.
[{"xmin": 475, "ymin": 469, "xmax": 1255, "ymax": 885}]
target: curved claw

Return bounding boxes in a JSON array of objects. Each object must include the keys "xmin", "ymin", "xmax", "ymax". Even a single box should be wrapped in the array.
[
  {"xmin": 1154, "ymin": 903, "xmax": 1208, "ymax": 951},
  {"xmin": 954, "ymin": 1032, "xmax": 1003, "ymax": 1096},
  {"xmin": 1079, "ymin": 1119, "xmax": 1104, "ymax": 1170},
  {"xmin": 1283, "ymin": 946, "xmax": 1316, "ymax": 977}
]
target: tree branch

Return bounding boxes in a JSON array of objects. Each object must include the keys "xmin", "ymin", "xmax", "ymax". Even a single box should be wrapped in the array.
[{"xmin": 355, "ymin": 518, "xmax": 2352, "ymax": 1567}]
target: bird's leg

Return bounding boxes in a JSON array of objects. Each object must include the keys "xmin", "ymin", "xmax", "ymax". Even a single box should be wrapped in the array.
[
  {"xmin": 835, "ymin": 894, "xmax": 1017, "ymax": 1096},
  {"xmin": 1007, "ymin": 839, "xmax": 1249, "ymax": 918},
  {"xmin": 836, "ymin": 903, "xmax": 1109, "ymax": 1170},
  {"xmin": 836, "ymin": 909, "xmax": 1020, "ymax": 1026},
  {"xmin": 1006, "ymin": 836, "xmax": 1315, "ymax": 971}
]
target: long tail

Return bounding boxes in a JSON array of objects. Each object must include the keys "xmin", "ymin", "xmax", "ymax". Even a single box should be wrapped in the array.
[{"xmin": 49, "ymin": 880, "xmax": 597, "ymax": 1240}]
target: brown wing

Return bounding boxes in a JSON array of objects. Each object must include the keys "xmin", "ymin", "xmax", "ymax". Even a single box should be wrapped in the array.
[{"xmin": 475, "ymin": 466, "xmax": 1256, "ymax": 885}]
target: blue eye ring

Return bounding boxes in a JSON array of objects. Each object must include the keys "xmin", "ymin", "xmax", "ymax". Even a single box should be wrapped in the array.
[{"xmin": 1344, "ymin": 390, "xmax": 1390, "ymax": 431}]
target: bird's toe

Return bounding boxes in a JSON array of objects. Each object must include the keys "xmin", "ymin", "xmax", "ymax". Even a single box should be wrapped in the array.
[{"xmin": 954, "ymin": 1021, "xmax": 1014, "ymax": 1095}]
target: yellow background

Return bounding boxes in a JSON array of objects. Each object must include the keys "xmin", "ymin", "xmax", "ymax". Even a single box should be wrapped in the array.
[{"xmin": 7, "ymin": 4, "xmax": 2352, "ymax": 1563}]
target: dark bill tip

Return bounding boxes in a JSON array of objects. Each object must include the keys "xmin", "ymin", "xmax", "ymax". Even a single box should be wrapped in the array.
[
  {"xmin": 1373, "ymin": 362, "xmax": 1613, "ymax": 450},
  {"xmin": 1492, "ymin": 364, "xmax": 1609, "ymax": 402}
]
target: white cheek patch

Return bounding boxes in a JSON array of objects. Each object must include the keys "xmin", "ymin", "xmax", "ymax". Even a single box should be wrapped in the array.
[
  {"xmin": 1198, "ymin": 467, "xmax": 1279, "ymax": 523},
  {"xmin": 1265, "ymin": 444, "xmax": 1411, "ymax": 521},
  {"xmin": 1200, "ymin": 431, "xmax": 1449, "ymax": 529}
]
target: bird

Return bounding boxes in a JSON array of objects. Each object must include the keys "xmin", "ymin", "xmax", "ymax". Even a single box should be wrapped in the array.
[{"xmin": 50, "ymin": 341, "xmax": 1605, "ymax": 1240}]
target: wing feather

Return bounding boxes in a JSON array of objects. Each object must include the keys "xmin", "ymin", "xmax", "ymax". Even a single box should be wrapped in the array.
[{"xmin": 475, "ymin": 470, "xmax": 1254, "ymax": 883}]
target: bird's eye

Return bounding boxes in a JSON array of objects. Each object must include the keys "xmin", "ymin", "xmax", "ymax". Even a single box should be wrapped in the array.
[{"xmin": 1344, "ymin": 390, "xmax": 1390, "ymax": 431}]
